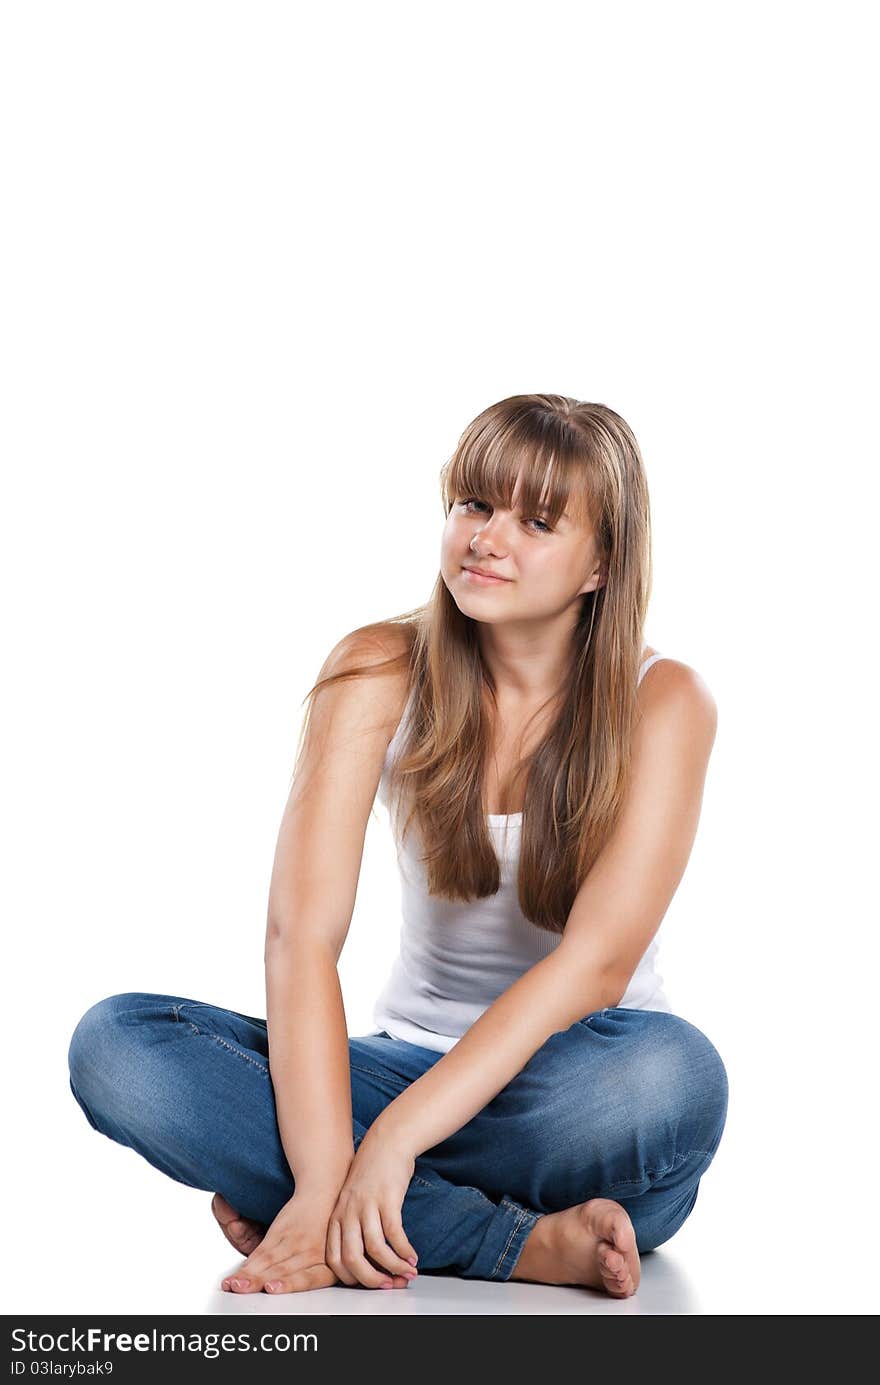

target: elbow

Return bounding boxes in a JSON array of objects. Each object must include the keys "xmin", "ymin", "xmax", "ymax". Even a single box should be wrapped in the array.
[
  {"xmin": 264, "ymin": 923, "xmax": 343, "ymax": 968},
  {"xmin": 587, "ymin": 968, "xmax": 626, "ymax": 1013},
  {"xmin": 264, "ymin": 918, "xmax": 289, "ymax": 961},
  {"xmin": 604, "ymin": 977, "xmax": 628, "ymax": 1009},
  {"xmin": 599, "ymin": 958, "xmax": 632, "ymax": 1010},
  {"xmin": 554, "ymin": 945, "xmax": 624, "ymax": 1022}
]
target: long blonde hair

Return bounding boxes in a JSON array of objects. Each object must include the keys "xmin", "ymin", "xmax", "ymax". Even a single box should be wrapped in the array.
[{"xmin": 297, "ymin": 393, "xmax": 653, "ymax": 934}]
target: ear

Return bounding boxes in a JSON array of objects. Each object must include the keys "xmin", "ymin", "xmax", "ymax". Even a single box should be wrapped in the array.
[{"xmin": 578, "ymin": 561, "xmax": 608, "ymax": 597}]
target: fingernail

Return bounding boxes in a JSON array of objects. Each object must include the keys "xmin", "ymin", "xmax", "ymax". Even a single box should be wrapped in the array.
[
  {"xmin": 266, "ymin": 1281, "xmax": 282, "ymax": 1292},
  {"xmin": 380, "ymin": 1281, "xmax": 393, "ymax": 1289},
  {"xmin": 408, "ymin": 1256, "xmax": 418, "ymax": 1265}
]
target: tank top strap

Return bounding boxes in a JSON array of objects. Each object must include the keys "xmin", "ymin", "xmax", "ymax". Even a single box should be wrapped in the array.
[{"xmin": 638, "ymin": 652, "xmax": 666, "ymax": 684}]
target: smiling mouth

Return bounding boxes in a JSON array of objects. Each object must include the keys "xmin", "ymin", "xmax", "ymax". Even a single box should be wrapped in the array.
[{"xmin": 462, "ymin": 566, "xmax": 510, "ymax": 583}]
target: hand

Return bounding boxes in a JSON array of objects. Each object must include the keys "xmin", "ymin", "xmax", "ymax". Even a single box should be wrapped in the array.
[
  {"xmin": 219, "ymin": 1192, "xmax": 344, "ymax": 1296},
  {"xmin": 324, "ymin": 1129, "xmax": 420, "ymax": 1289}
]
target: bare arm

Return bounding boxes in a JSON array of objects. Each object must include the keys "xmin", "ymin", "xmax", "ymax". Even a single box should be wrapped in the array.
[
  {"xmin": 264, "ymin": 934, "xmax": 356, "ymax": 1199},
  {"xmin": 263, "ymin": 629, "xmax": 410, "ymax": 1199},
  {"xmin": 368, "ymin": 661, "xmax": 717, "ymax": 1159},
  {"xmin": 366, "ymin": 942, "xmax": 617, "ymax": 1158}
]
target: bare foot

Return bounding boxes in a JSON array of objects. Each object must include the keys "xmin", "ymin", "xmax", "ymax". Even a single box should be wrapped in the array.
[
  {"xmin": 212, "ymin": 1193, "xmax": 411, "ymax": 1293},
  {"xmin": 510, "ymin": 1197, "xmax": 641, "ymax": 1298},
  {"xmin": 211, "ymin": 1193, "xmax": 268, "ymax": 1258}
]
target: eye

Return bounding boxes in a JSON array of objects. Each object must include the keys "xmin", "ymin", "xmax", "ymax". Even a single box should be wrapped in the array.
[{"xmin": 460, "ymin": 499, "xmax": 553, "ymax": 533}]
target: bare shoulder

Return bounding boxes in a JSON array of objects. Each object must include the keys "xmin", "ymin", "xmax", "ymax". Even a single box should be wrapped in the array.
[
  {"xmin": 637, "ymin": 653, "xmax": 718, "ymax": 748},
  {"xmin": 270, "ymin": 620, "xmax": 417, "ymax": 951},
  {"xmin": 319, "ymin": 620, "xmax": 415, "ymax": 739}
]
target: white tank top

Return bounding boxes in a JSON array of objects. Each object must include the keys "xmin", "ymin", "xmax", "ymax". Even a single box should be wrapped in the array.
[{"xmin": 368, "ymin": 651, "xmax": 673, "ymax": 1051}]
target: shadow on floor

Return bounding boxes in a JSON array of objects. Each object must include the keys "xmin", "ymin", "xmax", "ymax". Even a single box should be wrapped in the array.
[{"xmin": 208, "ymin": 1247, "xmax": 699, "ymax": 1316}]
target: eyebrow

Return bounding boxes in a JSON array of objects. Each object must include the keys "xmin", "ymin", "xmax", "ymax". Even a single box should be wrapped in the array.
[
  {"xmin": 536, "ymin": 496, "xmax": 571, "ymax": 520},
  {"xmin": 524, "ymin": 500, "xmax": 569, "ymax": 521},
  {"xmin": 465, "ymin": 495, "xmax": 572, "ymax": 522}
]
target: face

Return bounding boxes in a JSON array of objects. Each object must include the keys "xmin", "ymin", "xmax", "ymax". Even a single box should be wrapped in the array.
[{"xmin": 440, "ymin": 470, "xmax": 607, "ymax": 624}]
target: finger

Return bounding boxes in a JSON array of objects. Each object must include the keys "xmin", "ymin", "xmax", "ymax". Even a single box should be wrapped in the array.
[
  {"xmin": 363, "ymin": 1209, "xmax": 418, "ymax": 1279},
  {"xmin": 325, "ymin": 1218, "xmax": 359, "ymax": 1287},
  {"xmin": 377, "ymin": 1210, "xmax": 419, "ymax": 1274},
  {"xmin": 385, "ymin": 1218, "xmax": 421, "ymax": 1268},
  {"xmin": 364, "ymin": 1253, "xmax": 412, "ymax": 1289},
  {"xmin": 341, "ymin": 1218, "xmax": 398, "ymax": 1289}
]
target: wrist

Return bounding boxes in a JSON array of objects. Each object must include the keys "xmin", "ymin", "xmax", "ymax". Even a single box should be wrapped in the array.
[
  {"xmin": 293, "ymin": 1155, "xmax": 354, "ymax": 1202},
  {"xmin": 368, "ymin": 1111, "xmax": 419, "ymax": 1160},
  {"xmin": 294, "ymin": 1180, "xmax": 346, "ymax": 1207}
]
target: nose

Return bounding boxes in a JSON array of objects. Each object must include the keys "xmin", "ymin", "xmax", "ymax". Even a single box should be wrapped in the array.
[{"xmin": 471, "ymin": 512, "xmax": 510, "ymax": 555}]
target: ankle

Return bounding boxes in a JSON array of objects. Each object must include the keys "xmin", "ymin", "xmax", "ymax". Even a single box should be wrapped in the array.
[{"xmin": 510, "ymin": 1214, "xmax": 550, "ymax": 1282}]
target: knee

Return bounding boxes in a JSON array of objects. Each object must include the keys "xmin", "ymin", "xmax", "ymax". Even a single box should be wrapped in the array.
[
  {"xmin": 67, "ymin": 992, "xmax": 163, "ymax": 1119},
  {"xmin": 648, "ymin": 1015, "xmax": 729, "ymax": 1154},
  {"xmin": 69, "ymin": 993, "xmax": 138, "ymax": 1073},
  {"xmin": 599, "ymin": 1014, "xmax": 728, "ymax": 1155},
  {"xmin": 685, "ymin": 1021, "xmax": 728, "ymax": 1151}
]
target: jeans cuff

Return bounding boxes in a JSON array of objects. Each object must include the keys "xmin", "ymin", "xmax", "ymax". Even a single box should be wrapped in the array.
[{"xmin": 463, "ymin": 1196, "xmax": 543, "ymax": 1282}]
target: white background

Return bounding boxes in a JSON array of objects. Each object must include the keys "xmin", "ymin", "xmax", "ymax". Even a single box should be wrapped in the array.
[{"xmin": 3, "ymin": 1, "xmax": 877, "ymax": 1315}]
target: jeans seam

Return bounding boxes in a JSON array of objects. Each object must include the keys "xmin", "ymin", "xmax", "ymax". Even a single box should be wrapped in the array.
[
  {"xmin": 491, "ymin": 1204, "xmax": 533, "ymax": 1278},
  {"xmin": 349, "ymin": 1061, "xmax": 408, "ymax": 1089},
  {"xmin": 173, "ymin": 1007, "xmax": 269, "ymax": 1076},
  {"xmin": 409, "ymin": 1168, "xmax": 511, "ymax": 1213},
  {"xmin": 577, "ymin": 1008, "xmax": 613, "ymax": 1027},
  {"xmin": 604, "ymin": 1148, "xmax": 714, "ymax": 1193}
]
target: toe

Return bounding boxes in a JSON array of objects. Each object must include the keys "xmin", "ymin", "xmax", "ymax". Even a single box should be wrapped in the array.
[
  {"xmin": 598, "ymin": 1234, "xmax": 638, "ymax": 1297},
  {"xmin": 609, "ymin": 1207, "xmax": 637, "ymax": 1253},
  {"xmin": 598, "ymin": 1240, "xmax": 622, "ymax": 1271}
]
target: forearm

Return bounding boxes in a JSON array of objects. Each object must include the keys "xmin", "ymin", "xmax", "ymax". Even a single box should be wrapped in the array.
[
  {"xmin": 264, "ymin": 932, "xmax": 356, "ymax": 1198},
  {"xmin": 370, "ymin": 942, "xmax": 620, "ymax": 1157}
]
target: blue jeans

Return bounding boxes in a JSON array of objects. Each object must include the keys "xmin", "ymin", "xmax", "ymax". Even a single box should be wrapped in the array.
[{"xmin": 67, "ymin": 992, "xmax": 729, "ymax": 1282}]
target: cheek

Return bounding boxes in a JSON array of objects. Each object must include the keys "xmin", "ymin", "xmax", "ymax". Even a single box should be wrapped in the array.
[
  {"xmin": 528, "ymin": 549, "xmax": 561, "ymax": 577},
  {"xmin": 442, "ymin": 519, "xmax": 468, "ymax": 552},
  {"xmin": 530, "ymin": 555, "xmax": 577, "ymax": 595}
]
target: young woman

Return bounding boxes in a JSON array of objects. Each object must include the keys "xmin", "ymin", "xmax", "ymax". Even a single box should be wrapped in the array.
[{"xmin": 68, "ymin": 394, "xmax": 728, "ymax": 1301}]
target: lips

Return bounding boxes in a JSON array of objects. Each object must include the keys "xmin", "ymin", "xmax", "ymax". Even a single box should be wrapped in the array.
[{"xmin": 463, "ymin": 566, "xmax": 510, "ymax": 581}]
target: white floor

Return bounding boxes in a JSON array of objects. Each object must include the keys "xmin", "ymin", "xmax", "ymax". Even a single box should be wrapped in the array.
[
  {"xmin": 204, "ymin": 1246, "xmax": 701, "ymax": 1316},
  {"xmin": 25, "ymin": 1114, "xmax": 877, "ymax": 1315}
]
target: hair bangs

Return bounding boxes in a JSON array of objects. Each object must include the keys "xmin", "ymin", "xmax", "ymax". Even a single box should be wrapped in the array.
[{"xmin": 444, "ymin": 414, "xmax": 598, "ymax": 530}]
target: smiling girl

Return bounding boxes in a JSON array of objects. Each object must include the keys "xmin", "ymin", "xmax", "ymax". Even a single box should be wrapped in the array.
[{"xmin": 68, "ymin": 394, "xmax": 728, "ymax": 1300}]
